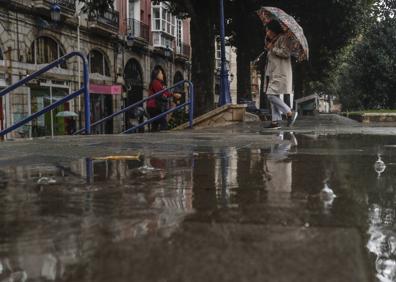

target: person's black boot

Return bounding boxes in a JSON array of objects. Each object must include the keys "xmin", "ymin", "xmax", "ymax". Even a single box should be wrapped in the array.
[{"xmin": 287, "ymin": 112, "xmax": 298, "ymax": 127}]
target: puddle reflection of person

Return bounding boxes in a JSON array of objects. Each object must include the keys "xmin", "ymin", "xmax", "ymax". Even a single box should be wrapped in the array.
[{"xmin": 264, "ymin": 132, "xmax": 297, "ymax": 199}]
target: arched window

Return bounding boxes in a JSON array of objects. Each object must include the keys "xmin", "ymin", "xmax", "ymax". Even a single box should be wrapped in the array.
[
  {"xmin": 124, "ymin": 59, "xmax": 143, "ymax": 89},
  {"xmin": 28, "ymin": 37, "xmax": 66, "ymax": 68},
  {"xmin": 88, "ymin": 50, "xmax": 110, "ymax": 77},
  {"xmin": 173, "ymin": 71, "xmax": 184, "ymax": 93},
  {"xmin": 124, "ymin": 59, "xmax": 144, "ymax": 126}
]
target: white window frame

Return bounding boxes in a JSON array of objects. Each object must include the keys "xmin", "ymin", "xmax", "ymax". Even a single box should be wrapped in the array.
[
  {"xmin": 88, "ymin": 50, "xmax": 110, "ymax": 77},
  {"xmin": 176, "ymin": 19, "xmax": 183, "ymax": 49},
  {"xmin": 151, "ymin": 2, "xmax": 176, "ymax": 37},
  {"xmin": 127, "ymin": 0, "xmax": 140, "ymax": 21},
  {"xmin": 32, "ymin": 37, "xmax": 63, "ymax": 68}
]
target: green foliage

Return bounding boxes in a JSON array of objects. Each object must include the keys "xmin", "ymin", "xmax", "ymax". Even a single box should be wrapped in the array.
[
  {"xmin": 168, "ymin": 108, "xmax": 189, "ymax": 129},
  {"xmin": 78, "ymin": 0, "xmax": 114, "ymax": 15},
  {"xmin": 333, "ymin": 3, "xmax": 396, "ymax": 111},
  {"xmin": 272, "ymin": 0, "xmax": 373, "ymax": 96}
]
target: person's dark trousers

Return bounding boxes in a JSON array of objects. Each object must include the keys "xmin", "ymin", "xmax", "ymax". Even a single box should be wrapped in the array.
[
  {"xmin": 147, "ymin": 107, "xmax": 167, "ymax": 132},
  {"xmin": 159, "ymin": 115, "xmax": 168, "ymax": 131}
]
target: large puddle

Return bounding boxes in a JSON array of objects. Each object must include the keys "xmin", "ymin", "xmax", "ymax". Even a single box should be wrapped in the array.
[{"xmin": 1, "ymin": 133, "xmax": 396, "ymax": 281}]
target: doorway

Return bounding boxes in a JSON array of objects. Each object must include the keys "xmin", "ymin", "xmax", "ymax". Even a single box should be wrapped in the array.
[
  {"xmin": 124, "ymin": 59, "xmax": 144, "ymax": 130},
  {"xmin": 90, "ymin": 94, "xmax": 113, "ymax": 134},
  {"xmin": 30, "ymin": 84, "xmax": 72, "ymax": 137}
]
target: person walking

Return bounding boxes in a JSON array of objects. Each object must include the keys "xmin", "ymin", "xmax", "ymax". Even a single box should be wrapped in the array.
[
  {"xmin": 146, "ymin": 66, "xmax": 181, "ymax": 132},
  {"xmin": 264, "ymin": 19, "xmax": 298, "ymax": 129}
]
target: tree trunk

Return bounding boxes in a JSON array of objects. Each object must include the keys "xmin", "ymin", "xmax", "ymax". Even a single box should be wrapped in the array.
[
  {"xmin": 235, "ymin": 0, "xmax": 252, "ymax": 103},
  {"xmin": 190, "ymin": 9, "xmax": 215, "ymax": 116},
  {"xmin": 293, "ymin": 63, "xmax": 306, "ymax": 99},
  {"xmin": 236, "ymin": 46, "xmax": 252, "ymax": 103}
]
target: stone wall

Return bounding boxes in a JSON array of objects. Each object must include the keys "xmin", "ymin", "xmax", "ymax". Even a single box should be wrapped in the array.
[
  {"xmin": 344, "ymin": 113, "xmax": 396, "ymax": 123},
  {"xmin": 174, "ymin": 104, "xmax": 249, "ymax": 130}
]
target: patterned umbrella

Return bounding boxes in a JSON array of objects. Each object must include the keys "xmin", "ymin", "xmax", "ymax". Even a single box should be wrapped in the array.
[
  {"xmin": 56, "ymin": 111, "xmax": 78, "ymax": 118},
  {"xmin": 257, "ymin": 6, "xmax": 309, "ymax": 62}
]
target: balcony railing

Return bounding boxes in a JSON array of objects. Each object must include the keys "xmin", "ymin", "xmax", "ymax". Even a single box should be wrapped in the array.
[
  {"xmin": 32, "ymin": 0, "xmax": 75, "ymax": 14},
  {"xmin": 90, "ymin": 10, "xmax": 119, "ymax": 27},
  {"xmin": 176, "ymin": 43, "xmax": 191, "ymax": 58},
  {"xmin": 57, "ymin": 0, "xmax": 75, "ymax": 11},
  {"xmin": 127, "ymin": 18, "xmax": 150, "ymax": 43},
  {"xmin": 88, "ymin": 10, "xmax": 119, "ymax": 31}
]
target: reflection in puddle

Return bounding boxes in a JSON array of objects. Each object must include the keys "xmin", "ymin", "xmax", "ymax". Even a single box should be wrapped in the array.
[
  {"xmin": 375, "ymin": 154, "xmax": 387, "ymax": 178},
  {"xmin": 320, "ymin": 182, "xmax": 336, "ymax": 215},
  {"xmin": 368, "ymin": 185, "xmax": 396, "ymax": 282},
  {"xmin": 0, "ymin": 134, "xmax": 396, "ymax": 281},
  {"xmin": 0, "ymin": 155, "xmax": 194, "ymax": 281}
]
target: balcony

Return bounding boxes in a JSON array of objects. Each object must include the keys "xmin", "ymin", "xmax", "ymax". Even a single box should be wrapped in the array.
[
  {"xmin": 127, "ymin": 19, "xmax": 150, "ymax": 44},
  {"xmin": 176, "ymin": 43, "xmax": 191, "ymax": 59},
  {"xmin": 88, "ymin": 10, "xmax": 120, "ymax": 36},
  {"xmin": 1, "ymin": 0, "xmax": 32, "ymax": 9},
  {"xmin": 33, "ymin": 0, "xmax": 76, "ymax": 17}
]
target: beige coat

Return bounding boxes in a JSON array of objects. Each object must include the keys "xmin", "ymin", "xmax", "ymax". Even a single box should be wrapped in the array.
[{"xmin": 265, "ymin": 34, "xmax": 293, "ymax": 95}]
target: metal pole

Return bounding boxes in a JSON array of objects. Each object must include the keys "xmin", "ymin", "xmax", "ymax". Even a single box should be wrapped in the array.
[
  {"xmin": 27, "ymin": 88, "xmax": 32, "ymax": 138},
  {"xmin": 189, "ymin": 81, "xmax": 194, "ymax": 128},
  {"xmin": 218, "ymin": 0, "xmax": 231, "ymax": 106},
  {"xmin": 82, "ymin": 58, "xmax": 91, "ymax": 135},
  {"xmin": 77, "ymin": 16, "xmax": 82, "ymax": 130},
  {"xmin": 50, "ymin": 86, "xmax": 54, "ymax": 138},
  {"xmin": 85, "ymin": 158, "xmax": 93, "ymax": 184}
]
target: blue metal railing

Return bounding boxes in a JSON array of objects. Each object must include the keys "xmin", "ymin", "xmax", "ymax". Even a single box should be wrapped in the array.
[
  {"xmin": 74, "ymin": 80, "xmax": 194, "ymax": 135},
  {"xmin": 0, "ymin": 51, "xmax": 91, "ymax": 137}
]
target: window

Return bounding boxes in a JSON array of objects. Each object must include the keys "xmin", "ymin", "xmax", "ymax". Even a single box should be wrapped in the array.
[
  {"xmin": 151, "ymin": 2, "xmax": 176, "ymax": 37},
  {"xmin": 151, "ymin": 3, "xmax": 176, "ymax": 48},
  {"xmin": 129, "ymin": 0, "xmax": 134, "ymax": 18},
  {"xmin": 216, "ymin": 40, "xmax": 221, "ymax": 60},
  {"xmin": 128, "ymin": 0, "xmax": 140, "ymax": 20},
  {"xmin": 28, "ymin": 37, "xmax": 66, "ymax": 68},
  {"xmin": 0, "ymin": 48, "xmax": 3, "ymax": 60},
  {"xmin": 176, "ymin": 19, "xmax": 183, "ymax": 49},
  {"xmin": 215, "ymin": 38, "xmax": 230, "ymax": 71},
  {"xmin": 88, "ymin": 50, "xmax": 110, "ymax": 77},
  {"xmin": 153, "ymin": 33, "xmax": 173, "ymax": 48},
  {"xmin": 153, "ymin": 7, "xmax": 160, "ymax": 30},
  {"xmin": 173, "ymin": 71, "xmax": 184, "ymax": 94}
]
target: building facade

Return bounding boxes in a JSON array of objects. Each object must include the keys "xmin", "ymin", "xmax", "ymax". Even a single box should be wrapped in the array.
[
  {"xmin": 0, "ymin": 0, "xmax": 191, "ymax": 138},
  {"xmin": 214, "ymin": 38, "xmax": 236, "ymax": 105},
  {"xmin": 214, "ymin": 39, "xmax": 261, "ymax": 108}
]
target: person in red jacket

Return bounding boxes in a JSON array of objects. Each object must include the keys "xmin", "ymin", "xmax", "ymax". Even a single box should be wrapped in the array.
[{"xmin": 147, "ymin": 66, "xmax": 180, "ymax": 132}]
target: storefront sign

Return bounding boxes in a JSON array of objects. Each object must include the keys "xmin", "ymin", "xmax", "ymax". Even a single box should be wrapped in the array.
[{"xmin": 90, "ymin": 84, "xmax": 122, "ymax": 95}]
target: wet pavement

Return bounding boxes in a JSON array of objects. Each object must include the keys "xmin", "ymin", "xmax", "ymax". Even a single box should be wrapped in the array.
[{"xmin": 1, "ymin": 115, "xmax": 396, "ymax": 281}]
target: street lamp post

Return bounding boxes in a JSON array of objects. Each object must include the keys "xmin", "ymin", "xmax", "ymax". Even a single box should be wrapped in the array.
[
  {"xmin": 218, "ymin": 0, "xmax": 231, "ymax": 106},
  {"xmin": 75, "ymin": 2, "xmax": 84, "ymax": 130}
]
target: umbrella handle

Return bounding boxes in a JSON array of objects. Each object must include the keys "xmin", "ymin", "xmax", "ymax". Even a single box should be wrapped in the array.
[{"xmin": 252, "ymin": 51, "xmax": 267, "ymax": 64}]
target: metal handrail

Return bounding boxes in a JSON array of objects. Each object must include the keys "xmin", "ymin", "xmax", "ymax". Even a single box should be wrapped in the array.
[
  {"xmin": 0, "ymin": 51, "xmax": 91, "ymax": 137},
  {"xmin": 74, "ymin": 80, "xmax": 194, "ymax": 135}
]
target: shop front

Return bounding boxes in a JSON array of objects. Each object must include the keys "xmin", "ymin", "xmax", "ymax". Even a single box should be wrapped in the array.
[
  {"xmin": 29, "ymin": 81, "xmax": 74, "ymax": 138},
  {"xmin": 89, "ymin": 84, "xmax": 122, "ymax": 134}
]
